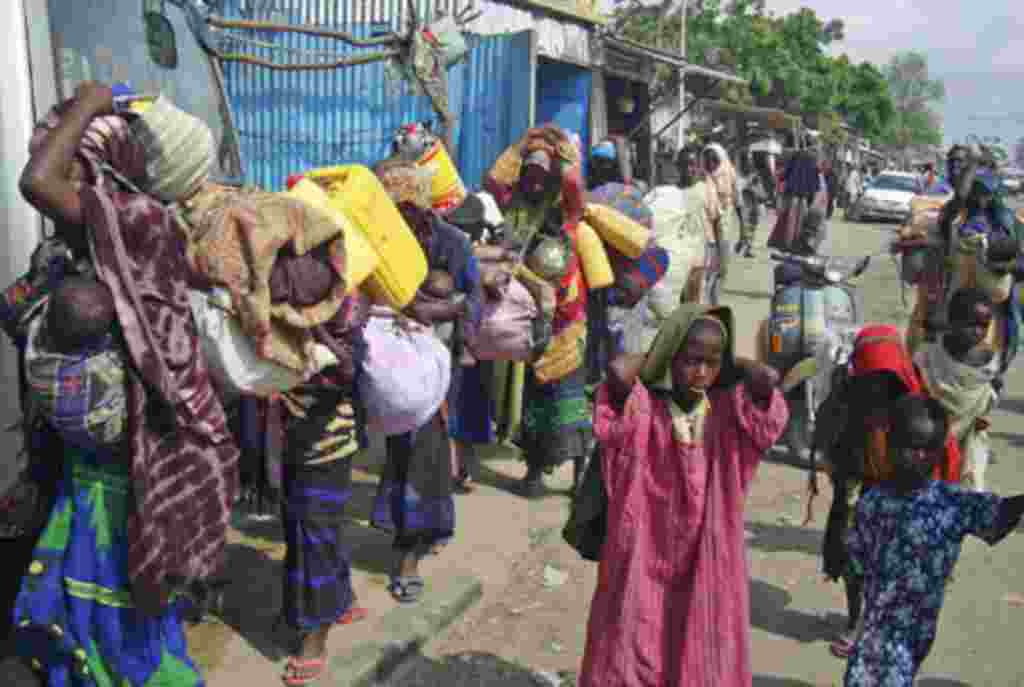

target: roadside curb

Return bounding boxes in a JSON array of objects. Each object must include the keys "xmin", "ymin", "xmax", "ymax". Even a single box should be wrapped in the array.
[{"xmin": 327, "ymin": 573, "xmax": 483, "ymax": 686}]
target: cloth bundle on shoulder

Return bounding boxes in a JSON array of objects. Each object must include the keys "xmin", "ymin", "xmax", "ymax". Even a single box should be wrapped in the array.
[
  {"xmin": 470, "ymin": 277, "xmax": 543, "ymax": 362},
  {"xmin": 359, "ymin": 308, "xmax": 452, "ymax": 436},
  {"xmin": 607, "ymin": 240, "xmax": 670, "ymax": 309},
  {"xmin": 182, "ymin": 184, "xmax": 349, "ymax": 376}
]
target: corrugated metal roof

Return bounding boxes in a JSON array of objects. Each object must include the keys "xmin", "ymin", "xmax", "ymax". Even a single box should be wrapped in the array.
[{"xmin": 603, "ymin": 37, "xmax": 747, "ymax": 85}]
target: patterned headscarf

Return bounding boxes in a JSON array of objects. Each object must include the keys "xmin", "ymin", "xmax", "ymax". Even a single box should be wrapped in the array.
[
  {"xmin": 29, "ymin": 100, "xmax": 147, "ymax": 189},
  {"xmin": 130, "ymin": 96, "xmax": 216, "ymax": 203}
]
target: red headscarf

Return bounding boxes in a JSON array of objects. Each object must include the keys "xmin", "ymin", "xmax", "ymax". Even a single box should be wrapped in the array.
[
  {"xmin": 852, "ymin": 324, "xmax": 923, "ymax": 392},
  {"xmin": 851, "ymin": 324, "xmax": 961, "ymax": 483}
]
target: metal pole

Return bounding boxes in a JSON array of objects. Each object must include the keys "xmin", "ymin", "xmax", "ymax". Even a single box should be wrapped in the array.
[{"xmin": 676, "ymin": 0, "xmax": 689, "ymax": 151}]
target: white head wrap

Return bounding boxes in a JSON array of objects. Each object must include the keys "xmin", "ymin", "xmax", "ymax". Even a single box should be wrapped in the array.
[{"xmin": 131, "ymin": 96, "xmax": 216, "ymax": 202}]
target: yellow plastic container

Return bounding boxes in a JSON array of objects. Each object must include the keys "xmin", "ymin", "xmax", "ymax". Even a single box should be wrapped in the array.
[
  {"xmin": 576, "ymin": 221, "xmax": 615, "ymax": 289},
  {"xmin": 305, "ymin": 164, "xmax": 428, "ymax": 309},
  {"xmin": 285, "ymin": 178, "xmax": 379, "ymax": 292},
  {"xmin": 584, "ymin": 202, "xmax": 649, "ymax": 259},
  {"xmin": 417, "ymin": 141, "xmax": 467, "ymax": 213}
]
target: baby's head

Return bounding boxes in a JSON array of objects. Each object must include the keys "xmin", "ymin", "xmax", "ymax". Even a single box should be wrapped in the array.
[
  {"xmin": 670, "ymin": 316, "xmax": 727, "ymax": 402},
  {"xmin": 888, "ymin": 394, "xmax": 950, "ymax": 487},
  {"xmin": 944, "ymin": 288, "xmax": 994, "ymax": 365},
  {"xmin": 46, "ymin": 277, "xmax": 116, "ymax": 355}
]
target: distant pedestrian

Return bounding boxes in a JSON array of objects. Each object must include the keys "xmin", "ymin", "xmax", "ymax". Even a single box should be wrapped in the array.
[{"xmin": 844, "ymin": 393, "xmax": 1024, "ymax": 687}]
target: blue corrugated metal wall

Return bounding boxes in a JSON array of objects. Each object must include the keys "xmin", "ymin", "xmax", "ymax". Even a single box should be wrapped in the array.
[
  {"xmin": 220, "ymin": 1, "xmax": 532, "ymax": 191},
  {"xmin": 457, "ymin": 30, "xmax": 534, "ymax": 190}
]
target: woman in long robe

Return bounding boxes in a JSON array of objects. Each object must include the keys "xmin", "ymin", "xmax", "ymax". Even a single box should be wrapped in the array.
[
  {"xmin": 13, "ymin": 82, "xmax": 238, "ymax": 686},
  {"xmin": 484, "ymin": 125, "xmax": 591, "ymax": 497},
  {"xmin": 579, "ymin": 304, "xmax": 788, "ymax": 687}
]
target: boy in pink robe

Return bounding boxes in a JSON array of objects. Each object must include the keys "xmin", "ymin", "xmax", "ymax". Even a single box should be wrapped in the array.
[{"xmin": 579, "ymin": 304, "xmax": 789, "ymax": 687}]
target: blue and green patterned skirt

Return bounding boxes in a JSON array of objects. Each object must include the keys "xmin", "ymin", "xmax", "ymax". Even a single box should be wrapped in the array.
[{"xmin": 11, "ymin": 445, "xmax": 202, "ymax": 687}]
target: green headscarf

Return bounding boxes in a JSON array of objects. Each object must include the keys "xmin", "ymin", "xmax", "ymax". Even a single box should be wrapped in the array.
[{"xmin": 639, "ymin": 303, "xmax": 741, "ymax": 392}]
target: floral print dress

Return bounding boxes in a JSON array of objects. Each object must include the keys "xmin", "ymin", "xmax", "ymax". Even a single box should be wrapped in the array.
[{"xmin": 844, "ymin": 481, "xmax": 1012, "ymax": 686}]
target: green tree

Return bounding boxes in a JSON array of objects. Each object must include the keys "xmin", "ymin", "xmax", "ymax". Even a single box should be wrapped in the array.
[
  {"xmin": 611, "ymin": 0, "xmax": 893, "ymax": 139},
  {"xmin": 880, "ymin": 51, "xmax": 945, "ymax": 150}
]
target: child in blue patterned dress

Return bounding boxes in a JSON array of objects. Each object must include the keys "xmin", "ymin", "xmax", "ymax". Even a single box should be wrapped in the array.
[{"xmin": 844, "ymin": 394, "xmax": 1024, "ymax": 686}]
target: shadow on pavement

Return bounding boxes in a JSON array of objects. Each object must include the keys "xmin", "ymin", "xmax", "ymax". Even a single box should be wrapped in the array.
[
  {"xmin": 750, "ymin": 579, "xmax": 832, "ymax": 644},
  {"xmin": 996, "ymin": 395, "xmax": 1024, "ymax": 416},
  {"xmin": 394, "ymin": 650, "xmax": 571, "ymax": 686},
  {"xmin": 990, "ymin": 431, "xmax": 1024, "ymax": 450},
  {"xmin": 745, "ymin": 521, "xmax": 822, "ymax": 557},
  {"xmin": 752, "ymin": 676, "xmax": 818, "ymax": 686}
]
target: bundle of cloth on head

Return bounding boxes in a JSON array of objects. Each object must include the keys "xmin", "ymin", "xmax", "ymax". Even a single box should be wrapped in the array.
[
  {"xmin": 484, "ymin": 123, "xmax": 585, "ymax": 223},
  {"xmin": 30, "ymin": 95, "xmax": 241, "ymax": 608},
  {"xmin": 157, "ymin": 91, "xmax": 363, "ymax": 381},
  {"xmin": 130, "ymin": 95, "xmax": 218, "ymax": 203}
]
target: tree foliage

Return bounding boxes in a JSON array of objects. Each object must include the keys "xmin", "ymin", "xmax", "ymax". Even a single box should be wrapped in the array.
[
  {"xmin": 611, "ymin": 0, "xmax": 895, "ymax": 139},
  {"xmin": 878, "ymin": 51, "xmax": 945, "ymax": 149}
]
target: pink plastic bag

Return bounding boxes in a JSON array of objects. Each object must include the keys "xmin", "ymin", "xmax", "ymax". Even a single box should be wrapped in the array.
[
  {"xmin": 359, "ymin": 312, "xmax": 452, "ymax": 436},
  {"xmin": 470, "ymin": 278, "xmax": 539, "ymax": 362}
]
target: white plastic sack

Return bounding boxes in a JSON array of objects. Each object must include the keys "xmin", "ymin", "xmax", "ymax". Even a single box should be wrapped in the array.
[
  {"xmin": 188, "ymin": 289, "xmax": 303, "ymax": 399},
  {"xmin": 611, "ymin": 281, "xmax": 677, "ymax": 355},
  {"xmin": 644, "ymin": 185, "xmax": 705, "ymax": 304},
  {"xmin": 359, "ymin": 313, "xmax": 452, "ymax": 436}
]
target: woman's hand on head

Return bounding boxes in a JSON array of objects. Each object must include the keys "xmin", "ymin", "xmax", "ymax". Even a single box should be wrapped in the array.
[
  {"xmin": 73, "ymin": 82, "xmax": 115, "ymax": 116},
  {"xmin": 738, "ymin": 359, "xmax": 779, "ymax": 404},
  {"xmin": 19, "ymin": 82, "xmax": 118, "ymax": 229}
]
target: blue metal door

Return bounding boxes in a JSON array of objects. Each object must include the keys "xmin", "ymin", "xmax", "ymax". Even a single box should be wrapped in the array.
[{"xmin": 535, "ymin": 58, "xmax": 591, "ymax": 159}]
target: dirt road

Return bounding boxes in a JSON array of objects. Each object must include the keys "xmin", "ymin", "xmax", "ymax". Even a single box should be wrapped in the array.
[{"xmin": 389, "ymin": 212, "xmax": 1024, "ymax": 687}]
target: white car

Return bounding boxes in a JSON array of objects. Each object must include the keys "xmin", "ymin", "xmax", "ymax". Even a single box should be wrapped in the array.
[
  {"xmin": 1003, "ymin": 176, "xmax": 1022, "ymax": 195},
  {"xmin": 848, "ymin": 171, "xmax": 919, "ymax": 223}
]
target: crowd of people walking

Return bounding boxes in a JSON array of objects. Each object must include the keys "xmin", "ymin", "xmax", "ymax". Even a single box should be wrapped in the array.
[{"xmin": 1, "ymin": 80, "xmax": 1023, "ymax": 687}]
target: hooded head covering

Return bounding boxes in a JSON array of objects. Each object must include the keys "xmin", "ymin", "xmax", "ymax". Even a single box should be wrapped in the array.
[
  {"xmin": 639, "ymin": 303, "xmax": 741, "ymax": 392},
  {"xmin": 130, "ymin": 96, "xmax": 216, "ymax": 203},
  {"xmin": 374, "ymin": 158, "xmax": 434, "ymax": 211},
  {"xmin": 703, "ymin": 143, "xmax": 738, "ymax": 206},
  {"xmin": 851, "ymin": 324, "xmax": 922, "ymax": 393},
  {"xmin": 29, "ymin": 100, "xmax": 147, "ymax": 190}
]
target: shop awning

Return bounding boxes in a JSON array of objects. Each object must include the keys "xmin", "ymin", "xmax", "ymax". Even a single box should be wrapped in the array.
[
  {"xmin": 602, "ymin": 36, "xmax": 748, "ymax": 85},
  {"xmin": 698, "ymin": 99, "xmax": 803, "ymax": 131}
]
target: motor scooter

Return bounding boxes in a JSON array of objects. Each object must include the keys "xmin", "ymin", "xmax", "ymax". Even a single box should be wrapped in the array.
[{"xmin": 756, "ymin": 252, "xmax": 872, "ymax": 461}]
